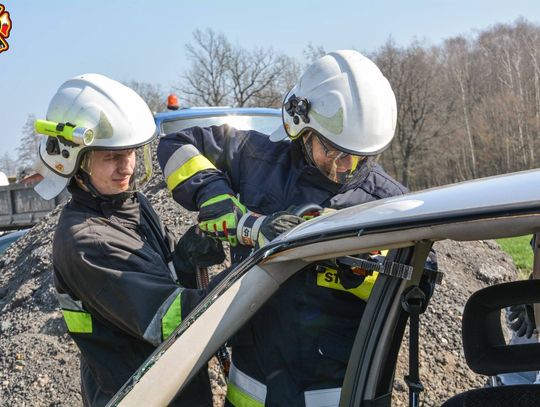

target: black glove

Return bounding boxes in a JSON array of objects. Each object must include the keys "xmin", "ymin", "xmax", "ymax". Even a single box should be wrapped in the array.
[
  {"xmin": 508, "ymin": 304, "xmax": 536, "ymax": 339},
  {"xmin": 172, "ymin": 226, "xmax": 226, "ymax": 275},
  {"xmin": 257, "ymin": 212, "xmax": 304, "ymax": 248}
]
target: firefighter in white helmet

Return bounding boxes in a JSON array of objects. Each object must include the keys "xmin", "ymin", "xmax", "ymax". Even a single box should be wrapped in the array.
[
  {"xmin": 35, "ymin": 74, "xmax": 223, "ymax": 407},
  {"xmin": 157, "ymin": 50, "xmax": 409, "ymax": 406}
]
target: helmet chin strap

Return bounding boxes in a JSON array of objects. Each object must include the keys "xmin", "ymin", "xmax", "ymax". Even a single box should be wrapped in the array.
[{"xmin": 75, "ymin": 170, "xmax": 134, "ymax": 203}]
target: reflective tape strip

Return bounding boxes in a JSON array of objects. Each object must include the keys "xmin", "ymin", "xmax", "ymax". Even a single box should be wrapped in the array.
[
  {"xmin": 163, "ymin": 145, "xmax": 201, "ymax": 179},
  {"xmin": 161, "ymin": 291, "xmax": 182, "ymax": 340},
  {"xmin": 144, "ymin": 288, "xmax": 183, "ymax": 346},
  {"xmin": 251, "ymin": 215, "xmax": 265, "ymax": 244},
  {"xmin": 316, "ymin": 267, "xmax": 379, "ymax": 301},
  {"xmin": 57, "ymin": 293, "xmax": 93, "ymax": 334},
  {"xmin": 237, "ymin": 213, "xmax": 264, "ymax": 247},
  {"xmin": 165, "ymin": 154, "xmax": 216, "ymax": 191},
  {"xmin": 56, "ymin": 292, "xmax": 84, "ymax": 311},
  {"xmin": 226, "ymin": 362, "xmax": 266, "ymax": 407},
  {"xmin": 304, "ymin": 387, "xmax": 341, "ymax": 407},
  {"xmin": 62, "ymin": 310, "xmax": 93, "ymax": 334}
]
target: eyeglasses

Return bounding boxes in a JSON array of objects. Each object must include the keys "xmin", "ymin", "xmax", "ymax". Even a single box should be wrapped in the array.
[{"xmin": 316, "ymin": 136, "xmax": 346, "ymax": 159}]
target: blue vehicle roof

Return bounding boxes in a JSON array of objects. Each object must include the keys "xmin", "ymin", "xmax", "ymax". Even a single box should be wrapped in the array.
[{"xmin": 154, "ymin": 107, "xmax": 281, "ymax": 124}]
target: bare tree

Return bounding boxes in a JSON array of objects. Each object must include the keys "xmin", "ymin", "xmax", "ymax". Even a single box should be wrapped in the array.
[
  {"xmin": 16, "ymin": 114, "xmax": 40, "ymax": 171},
  {"xmin": 229, "ymin": 49, "xmax": 293, "ymax": 107},
  {"xmin": 303, "ymin": 43, "xmax": 326, "ymax": 64},
  {"xmin": 250, "ymin": 54, "xmax": 301, "ymax": 107},
  {"xmin": 179, "ymin": 29, "xmax": 232, "ymax": 106},
  {"xmin": 443, "ymin": 36, "xmax": 478, "ymax": 178},
  {"xmin": 125, "ymin": 81, "xmax": 167, "ymax": 113},
  {"xmin": 0, "ymin": 152, "xmax": 17, "ymax": 176},
  {"xmin": 375, "ymin": 40, "xmax": 450, "ymax": 188},
  {"xmin": 179, "ymin": 29, "xmax": 301, "ymax": 108}
]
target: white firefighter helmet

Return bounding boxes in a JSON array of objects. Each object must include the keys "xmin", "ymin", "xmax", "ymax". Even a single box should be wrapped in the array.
[
  {"xmin": 270, "ymin": 50, "xmax": 397, "ymax": 156},
  {"xmin": 34, "ymin": 73, "xmax": 157, "ymax": 200}
]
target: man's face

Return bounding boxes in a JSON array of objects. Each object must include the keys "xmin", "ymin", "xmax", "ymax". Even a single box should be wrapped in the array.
[
  {"xmin": 87, "ymin": 149, "xmax": 136, "ymax": 195},
  {"xmin": 305, "ymin": 133, "xmax": 361, "ymax": 183}
]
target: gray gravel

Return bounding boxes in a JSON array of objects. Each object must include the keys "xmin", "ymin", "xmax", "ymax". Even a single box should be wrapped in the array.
[{"xmin": 0, "ymin": 169, "xmax": 519, "ymax": 406}]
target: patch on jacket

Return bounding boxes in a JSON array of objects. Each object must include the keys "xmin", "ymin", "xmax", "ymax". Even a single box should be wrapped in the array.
[{"xmin": 316, "ymin": 267, "xmax": 379, "ymax": 301}]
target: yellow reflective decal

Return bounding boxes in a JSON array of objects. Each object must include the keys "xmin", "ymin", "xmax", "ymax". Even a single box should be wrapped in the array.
[
  {"xmin": 62, "ymin": 310, "xmax": 93, "ymax": 334},
  {"xmin": 316, "ymin": 267, "xmax": 379, "ymax": 301}
]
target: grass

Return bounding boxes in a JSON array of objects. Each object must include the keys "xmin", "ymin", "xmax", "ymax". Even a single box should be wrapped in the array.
[{"xmin": 496, "ymin": 235, "xmax": 533, "ymax": 278}]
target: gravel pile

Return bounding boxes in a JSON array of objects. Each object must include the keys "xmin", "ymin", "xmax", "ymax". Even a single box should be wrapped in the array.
[{"xmin": 0, "ymin": 173, "xmax": 519, "ymax": 406}]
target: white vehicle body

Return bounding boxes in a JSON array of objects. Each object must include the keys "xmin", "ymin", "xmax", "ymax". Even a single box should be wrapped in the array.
[{"xmin": 109, "ymin": 169, "xmax": 540, "ymax": 407}]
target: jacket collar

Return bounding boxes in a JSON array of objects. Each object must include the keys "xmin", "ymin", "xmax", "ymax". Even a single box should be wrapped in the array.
[{"xmin": 68, "ymin": 180, "xmax": 140, "ymax": 223}]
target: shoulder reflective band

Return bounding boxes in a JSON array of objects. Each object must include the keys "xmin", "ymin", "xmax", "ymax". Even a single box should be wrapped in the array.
[
  {"xmin": 161, "ymin": 293, "xmax": 182, "ymax": 340},
  {"xmin": 35, "ymin": 119, "xmax": 94, "ymax": 146},
  {"xmin": 226, "ymin": 362, "xmax": 266, "ymax": 407},
  {"xmin": 317, "ymin": 267, "xmax": 379, "ymax": 301},
  {"xmin": 62, "ymin": 310, "xmax": 93, "ymax": 334},
  {"xmin": 163, "ymin": 145, "xmax": 216, "ymax": 191}
]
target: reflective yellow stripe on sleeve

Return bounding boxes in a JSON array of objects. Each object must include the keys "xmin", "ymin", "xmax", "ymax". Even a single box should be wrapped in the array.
[
  {"xmin": 316, "ymin": 267, "xmax": 379, "ymax": 301},
  {"xmin": 165, "ymin": 155, "xmax": 216, "ymax": 191},
  {"xmin": 62, "ymin": 310, "xmax": 93, "ymax": 334},
  {"xmin": 161, "ymin": 293, "xmax": 182, "ymax": 340}
]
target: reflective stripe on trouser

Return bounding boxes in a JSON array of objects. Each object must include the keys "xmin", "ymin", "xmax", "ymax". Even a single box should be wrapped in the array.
[
  {"xmin": 163, "ymin": 145, "xmax": 216, "ymax": 191},
  {"xmin": 57, "ymin": 293, "xmax": 93, "ymax": 334},
  {"xmin": 226, "ymin": 362, "xmax": 266, "ymax": 407},
  {"xmin": 304, "ymin": 388, "xmax": 341, "ymax": 407},
  {"xmin": 226, "ymin": 362, "xmax": 342, "ymax": 407}
]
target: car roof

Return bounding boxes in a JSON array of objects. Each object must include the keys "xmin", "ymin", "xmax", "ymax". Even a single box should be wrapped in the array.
[
  {"xmin": 266, "ymin": 168, "xmax": 540, "ymax": 263},
  {"xmin": 154, "ymin": 107, "xmax": 281, "ymax": 123}
]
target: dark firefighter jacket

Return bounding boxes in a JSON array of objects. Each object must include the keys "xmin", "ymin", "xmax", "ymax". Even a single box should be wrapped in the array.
[
  {"xmin": 53, "ymin": 183, "xmax": 214, "ymax": 407},
  {"xmin": 157, "ymin": 125, "xmax": 408, "ymax": 407}
]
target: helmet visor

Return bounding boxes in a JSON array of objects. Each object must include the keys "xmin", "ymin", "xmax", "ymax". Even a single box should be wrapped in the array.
[
  {"xmin": 80, "ymin": 145, "xmax": 153, "ymax": 195},
  {"xmin": 303, "ymin": 132, "xmax": 364, "ymax": 184}
]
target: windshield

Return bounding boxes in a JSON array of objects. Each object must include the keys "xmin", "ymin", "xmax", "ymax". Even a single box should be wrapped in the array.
[{"xmin": 161, "ymin": 114, "xmax": 282, "ymax": 136}]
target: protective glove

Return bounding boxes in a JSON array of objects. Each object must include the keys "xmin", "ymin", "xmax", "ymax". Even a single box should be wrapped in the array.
[
  {"xmin": 198, "ymin": 194, "xmax": 247, "ymax": 246},
  {"xmin": 508, "ymin": 304, "xmax": 536, "ymax": 339},
  {"xmin": 172, "ymin": 225, "xmax": 226, "ymax": 280},
  {"xmin": 237, "ymin": 211, "xmax": 304, "ymax": 248}
]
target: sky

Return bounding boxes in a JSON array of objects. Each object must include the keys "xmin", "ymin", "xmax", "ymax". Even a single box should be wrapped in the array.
[{"xmin": 1, "ymin": 0, "xmax": 540, "ymax": 160}]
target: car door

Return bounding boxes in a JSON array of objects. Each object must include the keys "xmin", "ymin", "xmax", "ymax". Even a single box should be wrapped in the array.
[{"xmin": 108, "ymin": 168, "xmax": 540, "ymax": 407}]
